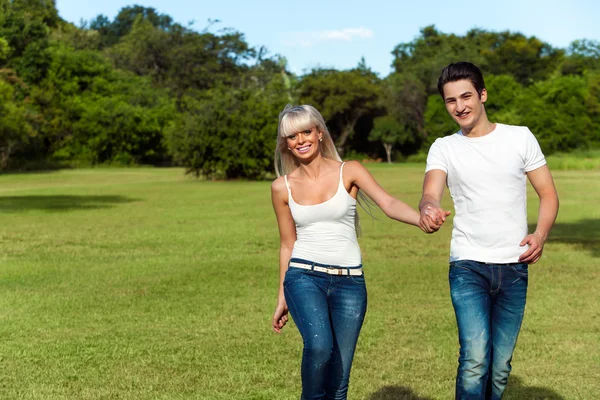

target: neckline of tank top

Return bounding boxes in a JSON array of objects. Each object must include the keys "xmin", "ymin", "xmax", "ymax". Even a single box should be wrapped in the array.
[{"xmin": 288, "ymin": 176, "xmax": 356, "ymax": 207}]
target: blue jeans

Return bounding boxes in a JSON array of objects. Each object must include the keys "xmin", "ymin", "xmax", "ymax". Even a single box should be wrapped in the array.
[
  {"xmin": 283, "ymin": 259, "xmax": 367, "ymax": 400},
  {"xmin": 449, "ymin": 260, "xmax": 528, "ymax": 400}
]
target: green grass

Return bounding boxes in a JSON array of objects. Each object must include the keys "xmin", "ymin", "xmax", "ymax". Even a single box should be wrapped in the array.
[
  {"xmin": 546, "ymin": 149, "xmax": 600, "ymax": 170},
  {"xmin": 0, "ymin": 166, "xmax": 598, "ymax": 399}
]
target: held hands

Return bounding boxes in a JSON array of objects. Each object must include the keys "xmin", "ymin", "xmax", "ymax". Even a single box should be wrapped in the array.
[
  {"xmin": 519, "ymin": 231, "xmax": 546, "ymax": 264},
  {"xmin": 419, "ymin": 204, "xmax": 451, "ymax": 234},
  {"xmin": 272, "ymin": 301, "xmax": 289, "ymax": 334}
]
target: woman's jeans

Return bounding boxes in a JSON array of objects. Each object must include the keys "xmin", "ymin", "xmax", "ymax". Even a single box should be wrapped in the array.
[
  {"xmin": 283, "ymin": 259, "xmax": 367, "ymax": 400},
  {"xmin": 449, "ymin": 260, "xmax": 528, "ymax": 400}
]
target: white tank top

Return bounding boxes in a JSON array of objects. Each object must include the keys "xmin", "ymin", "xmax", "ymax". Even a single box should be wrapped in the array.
[{"xmin": 285, "ymin": 162, "xmax": 362, "ymax": 267}]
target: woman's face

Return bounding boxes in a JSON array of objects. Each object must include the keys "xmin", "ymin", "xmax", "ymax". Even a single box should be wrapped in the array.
[{"xmin": 285, "ymin": 126, "xmax": 322, "ymax": 160}]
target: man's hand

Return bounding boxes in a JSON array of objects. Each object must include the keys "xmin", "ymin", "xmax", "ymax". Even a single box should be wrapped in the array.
[
  {"xmin": 419, "ymin": 204, "xmax": 451, "ymax": 234},
  {"xmin": 518, "ymin": 231, "xmax": 546, "ymax": 264}
]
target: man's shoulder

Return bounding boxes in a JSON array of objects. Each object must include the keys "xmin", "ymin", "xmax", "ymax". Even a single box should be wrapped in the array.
[
  {"xmin": 431, "ymin": 131, "xmax": 462, "ymax": 146},
  {"xmin": 497, "ymin": 123, "xmax": 532, "ymax": 137}
]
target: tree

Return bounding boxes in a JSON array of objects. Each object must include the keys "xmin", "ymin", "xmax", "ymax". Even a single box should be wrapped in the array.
[
  {"xmin": 368, "ymin": 116, "xmax": 412, "ymax": 163},
  {"xmin": 423, "ymin": 94, "xmax": 457, "ymax": 145},
  {"xmin": 392, "ymin": 26, "xmax": 563, "ymax": 91},
  {"xmin": 30, "ymin": 43, "xmax": 174, "ymax": 165},
  {"xmin": 481, "ymin": 32, "xmax": 564, "ymax": 85},
  {"xmin": 0, "ymin": 37, "xmax": 9, "ymax": 65},
  {"xmin": 484, "ymin": 74, "xmax": 523, "ymax": 124},
  {"xmin": 381, "ymin": 72, "xmax": 427, "ymax": 149},
  {"xmin": 392, "ymin": 26, "xmax": 486, "ymax": 94},
  {"xmin": 561, "ymin": 39, "xmax": 600, "ymax": 75},
  {"xmin": 70, "ymin": 92, "xmax": 173, "ymax": 165},
  {"xmin": 106, "ymin": 16, "xmax": 171, "ymax": 83},
  {"xmin": 515, "ymin": 74, "xmax": 592, "ymax": 153},
  {"xmin": 166, "ymin": 78, "xmax": 289, "ymax": 179},
  {"xmin": 298, "ymin": 64, "xmax": 381, "ymax": 156},
  {"xmin": 0, "ymin": 77, "xmax": 37, "ymax": 169},
  {"xmin": 90, "ymin": 5, "xmax": 173, "ymax": 48}
]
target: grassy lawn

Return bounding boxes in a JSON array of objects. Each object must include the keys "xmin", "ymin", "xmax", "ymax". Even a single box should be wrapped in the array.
[{"xmin": 0, "ymin": 165, "xmax": 598, "ymax": 399}]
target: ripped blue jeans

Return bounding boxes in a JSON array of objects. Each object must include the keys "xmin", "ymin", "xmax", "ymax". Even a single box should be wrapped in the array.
[
  {"xmin": 449, "ymin": 260, "xmax": 528, "ymax": 400},
  {"xmin": 283, "ymin": 259, "xmax": 367, "ymax": 400}
]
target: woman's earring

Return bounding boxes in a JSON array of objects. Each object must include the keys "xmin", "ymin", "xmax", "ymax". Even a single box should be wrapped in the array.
[
  {"xmin": 319, "ymin": 137, "xmax": 323, "ymax": 142},
  {"xmin": 287, "ymin": 147, "xmax": 291, "ymax": 151}
]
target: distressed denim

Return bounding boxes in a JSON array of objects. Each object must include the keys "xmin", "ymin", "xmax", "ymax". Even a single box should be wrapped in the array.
[
  {"xmin": 284, "ymin": 258, "xmax": 367, "ymax": 400},
  {"xmin": 449, "ymin": 259, "xmax": 528, "ymax": 400}
]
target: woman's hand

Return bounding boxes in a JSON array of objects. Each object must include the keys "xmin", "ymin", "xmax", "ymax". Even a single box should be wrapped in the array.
[{"xmin": 272, "ymin": 302, "xmax": 289, "ymax": 333}]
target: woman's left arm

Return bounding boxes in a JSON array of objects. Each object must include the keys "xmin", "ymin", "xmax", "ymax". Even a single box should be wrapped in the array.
[{"xmin": 345, "ymin": 161, "xmax": 421, "ymax": 227}]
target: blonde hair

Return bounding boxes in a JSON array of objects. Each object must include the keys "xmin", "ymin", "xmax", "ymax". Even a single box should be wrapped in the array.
[{"xmin": 274, "ymin": 104, "xmax": 373, "ymax": 235}]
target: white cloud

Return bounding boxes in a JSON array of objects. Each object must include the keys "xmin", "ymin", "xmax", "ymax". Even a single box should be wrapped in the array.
[
  {"xmin": 281, "ymin": 27, "xmax": 374, "ymax": 47},
  {"xmin": 320, "ymin": 27, "xmax": 374, "ymax": 41}
]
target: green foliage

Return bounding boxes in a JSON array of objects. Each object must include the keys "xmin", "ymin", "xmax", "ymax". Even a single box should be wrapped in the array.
[
  {"xmin": 31, "ymin": 43, "xmax": 175, "ymax": 165},
  {"xmin": 89, "ymin": 5, "xmax": 174, "ymax": 48},
  {"xmin": 162, "ymin": 28, "xmax": 256, "ymax": 97},
  {"xmin": 561, "ymin": 39, "xmax": 600, "ymax": 75},
  {"xmin": 515, "ymin": 74, "xmax": 593, "ymax": 154},
  {"xmin": 377, "ymin": 72, "xmax": 427, "ymax": 155},
  {"xmin": 17, "ymin": 38, "xmax": 52, "ymax": 83},
  {"xmin": 0, "ymin": 78, "xmax": 37, "ymax": 169},
  {"xmin": 482, "ymin": 32, "xmax": 564, "ymax": 84},
  {"xmin": 0, "ymin": 0, "xmax": 53, "ymax": 60},
  {"xmin": 0, "ymin": 1, "xmax": 599, "ymax": 177},
  {"xmin": 166, "ymin": 81, "xmax": 288, "ymax": 179},
  {"xmin": 105, "ymin": 16, "xmax": 171, "ymax": 82},
  {"xmin": 393, "ymin": 26, "xmax": 564, "ymax": 90},
  {"xmin": 51, "ymin": 20, "xmax": 103, "ymax": 51},
  {"xmin": 393, "ymin": 26, "xmax": 486, "ymax": 94},
  {"xmin": 298, "ymin": 65, "xmax": 381, "ymax": 154},
  {"xmin": 484, "ymin": 74, "xmax": 523, "ymax": 124},
  {"xmin": 69, "ymin": 92, "xmax": 174, "ymax": 165},
  {"xmin": 368, "ymin": 116, "xmax": 412, "ymax": 163},
  {"xmin": 423, "ymin": 94, "xmax": 457, "ymax": 144},
  {"xmin": 0, "ymin": 37, "xmax": 10, "ymax": 64},
  {"xmin": 585, "ymin": 72, "xmax": 600, "ymax": 144}
]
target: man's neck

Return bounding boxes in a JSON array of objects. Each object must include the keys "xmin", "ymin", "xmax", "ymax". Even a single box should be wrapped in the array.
[{"xmin": 462, "ymin": 118, "xmax": 496, "ymax": 138}]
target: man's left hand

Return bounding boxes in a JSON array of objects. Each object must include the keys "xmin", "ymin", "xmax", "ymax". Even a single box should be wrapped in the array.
[{"xmin": 518, "ymin": 231, "xmax": 546, "ymax": 264}]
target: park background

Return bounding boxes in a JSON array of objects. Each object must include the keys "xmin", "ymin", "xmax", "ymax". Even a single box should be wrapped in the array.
[{"xmin": 1, "ymin": 0, "xmax": 599, "ymax": 399}]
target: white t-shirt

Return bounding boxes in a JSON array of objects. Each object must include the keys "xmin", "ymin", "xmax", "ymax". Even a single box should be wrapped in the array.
[{"xmin": 426, "ymin": 123, "xmax": 546, "ymax": 263}]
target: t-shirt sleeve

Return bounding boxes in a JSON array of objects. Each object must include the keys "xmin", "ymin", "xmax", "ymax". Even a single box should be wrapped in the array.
[
  {"xmin": 523, "ymin": 128, "xmax": 546, "ymax": 172},
  {"xmin": 425, "ymin": 139, "xmax": 448, "ymax": 173}
]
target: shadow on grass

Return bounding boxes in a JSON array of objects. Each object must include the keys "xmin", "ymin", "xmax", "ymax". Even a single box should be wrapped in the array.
[
  {"xmin": 505, "ymin": 375, "xmax": 565, "ymax": 399},
  {"xmin": 0, "ymin": 195, "xmax": 137, "ymax": 212},
  {"xmin": 369, "ymin": 386, "xmax": 432, "ymax": 400},
  {"xmin": 369, "ymin": 375, "xmax": 564, "ymax": 400},
  {"xmin": 530, "ymin": 219, "xmax": 600, "ymax": 257}
]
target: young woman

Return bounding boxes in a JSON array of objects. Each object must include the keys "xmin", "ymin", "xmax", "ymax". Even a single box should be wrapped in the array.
[{"xmin": 271, "ymin": 104, "xmax": 437, "ymax": 399}]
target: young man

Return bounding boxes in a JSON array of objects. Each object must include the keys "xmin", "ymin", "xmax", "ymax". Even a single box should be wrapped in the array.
[{"xmin": 419, "ymin": 62, "xmax": 559, "ymax": 399}]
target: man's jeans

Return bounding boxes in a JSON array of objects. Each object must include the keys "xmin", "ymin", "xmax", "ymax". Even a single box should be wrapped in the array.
[
  {"xmin": 449, "ymin": 260, "xmax": 528, "ymax": 400},
  {"xmin": 284, "ymin": 259, "xmax": 367, "ymax": 400}
]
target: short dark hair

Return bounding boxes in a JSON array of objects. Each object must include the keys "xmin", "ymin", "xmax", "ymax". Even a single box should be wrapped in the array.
[{"xmin": 437, "ymin": 62, "xmax": 485, "ymax": 98}]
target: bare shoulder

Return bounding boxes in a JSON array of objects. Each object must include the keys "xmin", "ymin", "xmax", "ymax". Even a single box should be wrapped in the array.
[
  {"xmin": 271, "ymin": 176, "xmax": 287, "ymax": 195},
  {"xmin": 343, "ymin": 160, "xmax": 368, "ymax": 177}
]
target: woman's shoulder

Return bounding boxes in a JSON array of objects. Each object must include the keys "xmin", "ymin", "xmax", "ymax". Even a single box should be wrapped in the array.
[
  {"xmin": 271, "ymin": 175, "xmax": 288, "ymax": 193},
  {"xmin": 342, "ymin": 160, "xmax": 362, "ymax": 168},
  {"xmin": 341, "ymin": 160, "xmax": 366, "ymax": 175}
]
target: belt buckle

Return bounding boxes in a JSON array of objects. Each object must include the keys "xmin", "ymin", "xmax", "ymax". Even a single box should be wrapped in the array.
[{"xmin": 336, "ymin": 269, "xmax": 344, "ymax": 276}]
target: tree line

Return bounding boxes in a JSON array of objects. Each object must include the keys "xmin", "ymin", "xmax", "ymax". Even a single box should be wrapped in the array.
[{"xmin": 1, "ymin": 1, "xmax": 599, "ymax": 178}]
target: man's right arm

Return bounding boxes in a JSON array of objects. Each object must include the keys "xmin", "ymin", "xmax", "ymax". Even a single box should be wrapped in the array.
[{"xmin": 419, "ymin": 169, "xmax": 450, "ymax": 233}]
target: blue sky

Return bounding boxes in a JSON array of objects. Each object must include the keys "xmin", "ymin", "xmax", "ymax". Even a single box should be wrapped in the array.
[{"xmin": 55, "ymin": 0, "xmax": 600, "ymax": 77}]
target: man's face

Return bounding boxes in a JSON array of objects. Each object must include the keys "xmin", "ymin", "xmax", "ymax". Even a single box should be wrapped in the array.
[{"xmin": 442, "ymin": 79, "xmax": 487, "ymax": 131}]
